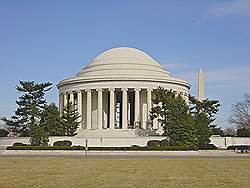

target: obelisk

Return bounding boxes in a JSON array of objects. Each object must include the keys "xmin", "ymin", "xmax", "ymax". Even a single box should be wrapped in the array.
[{"xmin": 198, "ymin": 69, "xmax": 205, "ymax": 101}]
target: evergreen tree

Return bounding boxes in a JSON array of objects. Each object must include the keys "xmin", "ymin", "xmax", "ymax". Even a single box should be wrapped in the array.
[
  {"xmin": 150, "ymin": 87, "xmax": 175, "ymax": 134},
  {"xmin": 150, "ymin": 87, "xmax": 197, "ymax": 147},
  {"xmin": 61, "ymin": 102, "xmax": 80, "ymax": 136},
  {"xmin": 29, "ymin": 124, "xmax": 49, "ymax": 146},
  {"xmin": 1, "ymin": 81, "xmax": 52, "ymax": 136},
  {"xmin": 209, "ymin": 124, "xmax": 224, "ymax": 136},
  {"xmin": 0, "ymin": 129, "xmax": 9, "ymax": 137},
  {"xmin": 40, "ymin": 103, "xmax": 63, "ymax": 136},
  {"xmin": 189, "ymin": 96, "xmax": 220, "ymax": 147},
  {"xmin": 194, "ymin": 113, "xmax": 210, "ymax": 147},
  {"xmin": 168, "ymin": 111, "xmax": 197, "ymax": 147},
  {"xmin": 189, "ymin": 96, "xmax": 220, "ymax": 124},
  {"xmin": 1, "ymin": 116, "xmax": 29, "ymax": 136}
]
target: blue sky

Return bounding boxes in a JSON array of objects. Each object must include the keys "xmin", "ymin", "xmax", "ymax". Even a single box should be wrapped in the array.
[{"xmin": 0, "ymin": 0, "xmax": 250, "ymax": 128}]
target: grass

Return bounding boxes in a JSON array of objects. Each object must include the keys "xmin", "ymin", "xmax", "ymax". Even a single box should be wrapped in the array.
[{"xmin": 0, "ymin": 157, "xmax": 249, "ymax": 188}]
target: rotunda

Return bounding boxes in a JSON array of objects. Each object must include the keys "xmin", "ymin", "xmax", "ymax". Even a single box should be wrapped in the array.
[{"xmin": 57, "ymin": 47, "xmax": 190, "ymax": 137}]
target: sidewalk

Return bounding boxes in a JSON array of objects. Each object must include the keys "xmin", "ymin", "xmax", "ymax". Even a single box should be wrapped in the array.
[{"xmin": 1, "ymin": 150, "xmax": 249, "ymax": 158}]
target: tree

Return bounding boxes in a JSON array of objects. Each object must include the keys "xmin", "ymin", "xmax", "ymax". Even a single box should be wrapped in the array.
[
  {"xmin": 1, "ymin": 81, "xmax": 52, "ymax": 136},
  {"xmin": 1, "ymin": 115, "xmax": 29, "ymax": 136},
  {"xmin": 168, "ymin": 112, "xmax": 197, "ymax": 147},
  {"xmin": 194, "ymin": 113, "xmax": 210, "ymax": 147},
  {"xmin": 189, "ymin": 96, "xmax": 220, "ymax": 147},
  {"xmin": 189, "ymin": 96, "xmax": 220, "ymax": 124},
  {"xmin": 150, "ymin": 87, "xmax": 220, "ymax": 148},
  {"xmin": 29, "ymin": 124, "xmax": 49, "ymax": 146},
  {"xmin": 150, "ymin": 87, "xmax": 174, "ymax": 134},
  {"xmin": 209, "ymin": 125, "xmax": 225, "ymax": 136},
  {"xmin": 40, "ymin": 102, "xmax": 81, "ymax": 136},
  {"xmin": 150, "ymin": 87, "xmax": 197, "ymax": 147},
  {"xmin": 0, "ymin": 120, "xmax": 5, "ymax": 129},
  {"xmin": 237, "ymin": 127, "xmax": 250, "ymax": 137},
  {"xmin": 0, "ymin": 129, "xmax": 9, "ymax": 137},
  {"xmin": 40, "ymin": 103, "xmax": 63, "ymax": 136},
  {"xmin": 229, "ymin": 94, "xmax": 250, "ymax": 130},
  {"xmin": 224, "ymin": 126, "xmax": 237, "ymax": 137},
  {"xmin": 61, "ymin": 103, "xmax": 80, "ymax": 136}
]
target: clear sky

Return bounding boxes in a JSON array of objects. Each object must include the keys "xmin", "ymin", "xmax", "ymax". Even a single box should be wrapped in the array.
[{"xmin": 0, "ymin": 0, "xmax": 250, "ymax": 128}]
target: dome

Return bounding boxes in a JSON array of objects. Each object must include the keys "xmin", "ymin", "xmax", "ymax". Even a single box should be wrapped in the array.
[
  {"xmin": 76, "ymin": 47, "xmax": 172, "ymax": 81},
  {"xmin": 58, "ymin": 47, "xmax": 190, "ymax": 89}
]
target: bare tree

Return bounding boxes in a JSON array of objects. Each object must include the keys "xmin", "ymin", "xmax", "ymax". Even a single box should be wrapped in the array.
[
  {"xmin": 0, "ymin": 119, "xmax": 5, "ymax": 129},
  {"xmin": 223, "ymin": 126, "xmax": 237, "ymax": 136},
  {"xmin": 229, "ymin": 94, "xmax": 250, "ymax": 129}
]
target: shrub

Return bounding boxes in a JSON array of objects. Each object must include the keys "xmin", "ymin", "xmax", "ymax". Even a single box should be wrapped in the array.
[
  {"xmin": 13, "ymin": 142, "xmax": 28, "ymax": 147},
  {"xmin": 0, "ymin": 129, "xmax": 9, "ymax": 137},
  {"xmin": 199, "ymin": 144, "xmax": 217, "ymax": 150},
  {"xmin": 53, "ymin": 140, "xmax": 72, "ymax": 147},
  {"xmin": 147, "ymin": 140, "xmax": 161, "ymax": 147},
  {"xmin": 160, "ymin": 139, "xmax": 170, "ymax": 146}
]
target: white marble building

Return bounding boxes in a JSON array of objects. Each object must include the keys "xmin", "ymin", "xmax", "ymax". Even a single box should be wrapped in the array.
[{"xmin": 57, "ymin": 47, "xmax": 190, "ymax": 137}]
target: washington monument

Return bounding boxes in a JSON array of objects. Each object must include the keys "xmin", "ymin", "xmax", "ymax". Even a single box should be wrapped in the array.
[{"xmin": 198, "ymin": 69, "xmax": 205, "ymax": 101}]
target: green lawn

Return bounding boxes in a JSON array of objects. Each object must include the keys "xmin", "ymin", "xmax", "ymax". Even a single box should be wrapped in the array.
[{"xmin": 0, "ymin": 157, "xmax": 249, "ymax": 188}]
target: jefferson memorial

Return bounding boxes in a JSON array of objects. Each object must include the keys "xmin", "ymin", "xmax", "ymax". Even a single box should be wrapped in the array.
[{"xmin": 57, "ymin": 47, "xmax": 190, "ymax": 138}]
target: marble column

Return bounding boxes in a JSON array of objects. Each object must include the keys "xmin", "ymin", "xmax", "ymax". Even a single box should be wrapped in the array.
[
  {"xmin": 152, "ymin": 90, "xmax": 158, "ymax": 129},
  {"xmin": 109, "ymin": 88, "xmax": 115, "ymax": 130},
  {"xmin": 69, "ymin": 92, "xmax": 74, "ymax": 106},
  {"xmin": 63, "ymin": 93, "xmax": 68, "ymax": 108},
  {"xmin": 86, "ymin": 89, "xmax": 92, "ymax": 130},
  {"xmin": 97, "ymin": 89, "xmax": 103, "ymax": 130},
  {"xmin": 122, "ymin": 88, "xmax": 128, "ymax": 129},
  {"xmin": 77, "ymin": 91, "xmax": 83, "ymax": 129},
  {"xmin": 147, "ymin": 89, "xmax": 152, "ymax": 129},
  {"xmin": 134, "ymin": 89, "xmax": 140, "ymax": 124},
  {"xmin": 153, "ymin": 114, "xmax": 158, "ymax": 129},
  {"xmin": 184, "ymin": 93, "xmax": 189, "ymax": 104},
  {"xmin": 59, "ymin": 93, "xmax": 63, "ymax": 115}
]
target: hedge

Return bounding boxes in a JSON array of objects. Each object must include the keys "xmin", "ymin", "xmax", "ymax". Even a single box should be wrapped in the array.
[
  {"xmin": 227, "ymin": 145, "xmax": 250, "ymax": 150},
  {"xmin": 198, "ymin": 144, "xmax": 217, "ymax": 150},
  {"xmin": 6, "ymin": 146, "xmax": 85, "ymax": 150},
  {"xmin": 6, "ymin": 145, "xmax": 198, "ymax": 151},
  {"xmin": 88, "ymin": 146, "xmax": 198, "ymax": 151}
]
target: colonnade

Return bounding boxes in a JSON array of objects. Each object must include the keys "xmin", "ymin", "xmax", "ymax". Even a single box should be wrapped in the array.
[{"xmin": 59, "ymin": 88, "xmax": 188, "ymax": 131}]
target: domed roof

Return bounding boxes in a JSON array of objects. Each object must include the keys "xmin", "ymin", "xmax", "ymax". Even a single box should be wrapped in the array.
[
  {"xmin": 58, "ymin": 47, "xmax": 190, "ymax": 89},
  {"xmin": 76, "ymin": 47, "xmax": 171, "ymax": 80}
]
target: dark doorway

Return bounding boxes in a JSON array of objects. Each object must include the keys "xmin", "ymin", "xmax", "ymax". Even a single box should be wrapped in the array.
[
  {"xmin": 115, "ymin": 91, "xmax": 122, "ymax": 129},
  {"xmin": 128, "ymin": 90, "xmax": 135, "ymax": 128}
]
